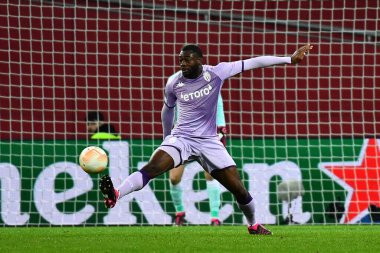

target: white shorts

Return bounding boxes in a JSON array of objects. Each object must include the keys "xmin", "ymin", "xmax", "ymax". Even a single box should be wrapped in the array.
[{"xmin": 156, "ymin": 135, "xmax": 236, "ymax": 173}]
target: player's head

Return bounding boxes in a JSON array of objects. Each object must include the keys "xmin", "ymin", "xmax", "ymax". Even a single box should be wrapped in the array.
[
  {"xmin": 86, "ymin": 111, "xmax": 104, "ymax": 133},
  {"xmin": 179, "ymin": 44, "xmax": 203, "ymax": 79}
]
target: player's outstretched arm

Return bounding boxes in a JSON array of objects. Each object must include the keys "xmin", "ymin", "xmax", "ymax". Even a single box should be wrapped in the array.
[
  {"xmin": 291, "ymin": 44, "xmax": 313, "ymax": 64},
  {"xmin": 216, "ymin": 44, "xmax": 313, "ymax": 81}
]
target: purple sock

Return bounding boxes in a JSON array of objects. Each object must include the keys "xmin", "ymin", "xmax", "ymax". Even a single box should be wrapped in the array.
[
  {"xmin": 238, "ymin": 198, "xmax": 256, "ymax": 225},
  {"xmin": 236, "ymin": 193, "xmax": 255, "ymax": 225},
  {"xmin": 139, "ymin": 170, "xmax": 151, "ymax": 187},
  {"xmin": 117, "ymin": 171, "xmax": 148, "ymax": 198},
  {"xmin": 237, "ymin": 193, "xmax": 253, "ymax": 205}
]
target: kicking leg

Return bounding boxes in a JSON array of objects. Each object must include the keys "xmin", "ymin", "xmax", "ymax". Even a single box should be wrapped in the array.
[{"xmin": 100, "ymin": 149, "xmax": 174, "ymax": 208}]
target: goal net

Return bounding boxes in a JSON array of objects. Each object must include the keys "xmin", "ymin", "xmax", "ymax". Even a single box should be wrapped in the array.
[{"xmin": 0, "ymin": 0, "xmax": 379, "ymax": 226}]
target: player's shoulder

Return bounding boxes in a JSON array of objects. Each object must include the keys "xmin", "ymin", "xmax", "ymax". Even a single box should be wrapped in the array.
[
  {"xmin": 203, "ymin": 63, "xmax": 229, "ymax": 76},
  {"xmin": 166, "ymin": 71, "xmax": 182, "ymax": 86},
  {"xmin": 202, "ymin": 64, "xmax": 218, "ymax": 75},
  {"xmin": 207, "ymin": 62, "xmax": 231, "ymax": 69},
  {"xmin": 203, "ymin": 64, "xmax": 214, "ymax": 71}
]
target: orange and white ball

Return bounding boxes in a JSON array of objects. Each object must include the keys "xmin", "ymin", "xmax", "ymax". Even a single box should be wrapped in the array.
[{"xmin": 79, "ymin": 146, "xmax": 108, "ymax": 174}]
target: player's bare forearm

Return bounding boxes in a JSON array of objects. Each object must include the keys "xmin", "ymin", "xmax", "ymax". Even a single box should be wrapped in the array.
[{"xmin": 291, "ymin": 44, "xmax": 313, "ymax": 64}]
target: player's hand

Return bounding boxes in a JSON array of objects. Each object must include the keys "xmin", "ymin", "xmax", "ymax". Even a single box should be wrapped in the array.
[
  {"xmin": 291, "ymin": 44, "xmax": 313, "ymax": 64},
  {"xmin": 218, "ymin": 126, "xmax": 227, "ymax": 147}
]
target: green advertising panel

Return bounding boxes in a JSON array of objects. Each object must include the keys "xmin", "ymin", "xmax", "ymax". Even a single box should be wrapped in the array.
[{"xmin": 0, "ymin": 138, "xmax": 378, "ymax": 226}]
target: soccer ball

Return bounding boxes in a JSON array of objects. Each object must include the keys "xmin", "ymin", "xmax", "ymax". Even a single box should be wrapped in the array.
[{"xmin": 79, "ymin": 146, "xmax": 108, "ymax": 174}]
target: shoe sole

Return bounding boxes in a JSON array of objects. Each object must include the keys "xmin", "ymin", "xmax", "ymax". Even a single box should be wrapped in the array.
[{"xmin": 99, "ymin": 175, "xmax": 116, "ymax": 201}]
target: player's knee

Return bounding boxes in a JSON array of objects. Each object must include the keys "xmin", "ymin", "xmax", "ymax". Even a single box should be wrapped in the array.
[
  {"xmin": 170, "ymin": 171, "xmax": 182, "ymax": 185},
  {"xmin": 170, "ymin": 177, "xmax": 181, "ymax": 185}
]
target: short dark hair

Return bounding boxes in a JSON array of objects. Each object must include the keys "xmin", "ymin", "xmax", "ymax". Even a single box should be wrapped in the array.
[
  {"xmin": 181, "ymin": 44, "xmax": 203, "ymax": 58},
  {"xmin": 86, "ymin": 111, "xmax": 104, "ymax": 122}
]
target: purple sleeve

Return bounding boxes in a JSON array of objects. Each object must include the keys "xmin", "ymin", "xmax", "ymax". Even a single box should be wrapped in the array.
[
  {"xmin": 243, "ymin": 56, "xmax": 291, "ymax": 70},
  {"xmin": 164, "ymin": 82, "xmax": 176, "ymax": 108},
  {"xmin": 212, "ymin": 61, "xmax": 244, "ymax": 81},
  {"xmin": 161, "ymin": 104, "xmax": 175, "ymax": 139},
  {"xmin": 212, "ymin": 56, "xmax": 291, "ymax": 81},
  {"xmin": 162, "ymin": 80, "xmax": 176, "ymax": 138}
]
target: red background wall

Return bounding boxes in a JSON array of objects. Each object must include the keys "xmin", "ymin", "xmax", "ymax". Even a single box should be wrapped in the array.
[{"xmin": 0, "ymin": 0, "xmax": 379, "ymax": 140}]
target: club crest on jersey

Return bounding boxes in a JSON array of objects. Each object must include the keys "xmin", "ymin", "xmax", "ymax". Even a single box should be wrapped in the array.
[{"xmin": 203, "ymin": 71, "xmax": 211, "ymax": 82}]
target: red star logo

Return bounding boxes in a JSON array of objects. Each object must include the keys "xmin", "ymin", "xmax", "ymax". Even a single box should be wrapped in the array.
[{"xmin": 319, "ymin": 138, "xmax": 380, "ymax": 223}]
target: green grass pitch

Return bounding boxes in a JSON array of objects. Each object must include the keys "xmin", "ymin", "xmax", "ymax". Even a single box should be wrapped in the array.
[{"xmin": 1, "ymin": 225, "xmax": 379, "ymax": 253}]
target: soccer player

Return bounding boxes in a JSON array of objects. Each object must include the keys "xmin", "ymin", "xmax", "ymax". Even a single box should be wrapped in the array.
[
  {"xmin": 170, "ymin": 94, "xmax": 226, "ymax": 226},
  {"xmin": 100, "ymin": 43, "xmax": 312, "ymax": 235}
]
